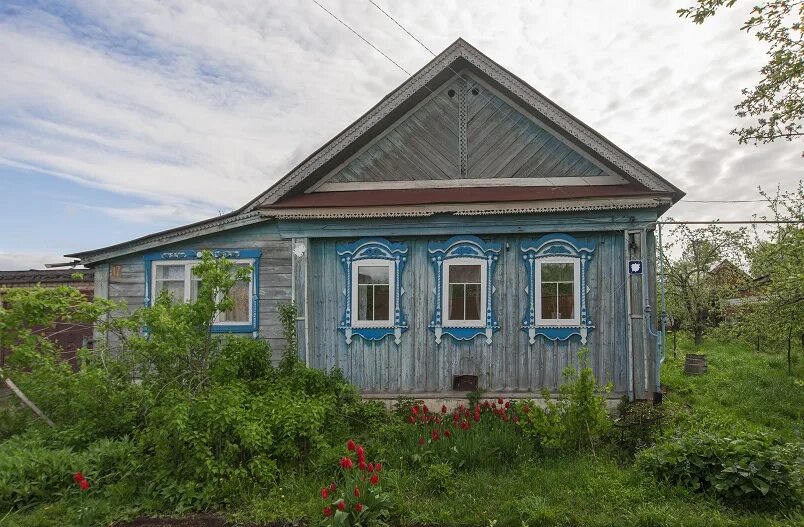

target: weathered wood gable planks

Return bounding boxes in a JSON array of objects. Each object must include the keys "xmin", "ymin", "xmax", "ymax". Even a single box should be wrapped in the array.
[{"xmin": 321, "ymin": 72, "xmax": 611, "ymax": 186}]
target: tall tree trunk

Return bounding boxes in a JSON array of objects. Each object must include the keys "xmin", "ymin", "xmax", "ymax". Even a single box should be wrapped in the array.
[{"xmin": 694, "ymin": 327, "xmax": 703, "ymax": 346}]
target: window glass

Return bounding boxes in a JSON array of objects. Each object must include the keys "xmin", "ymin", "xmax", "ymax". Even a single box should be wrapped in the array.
[
  {"xmin": 540, "ymin": 262, "xmax": 575, "ymax": 321},
  {"xmin": 155, "ymin": 279, "xmax": 185, "ymax": 301},
  {"xmin": 152, "ymin": 260, "xmax": 254, "ymax": 325},
  {"xmin": 448, "ymin": 264, "xmax": 482, "ymax": 321},
  {"xmin": 356, "ymin": 265, "xmax": 390, "ymax": 321},
  {"xmin": 156, "ymin": 265, "xmax": 185, "ymax": 280},
  {"xmin": 220, "ymin": 264, "xmax": 251, "ymax": 322}
]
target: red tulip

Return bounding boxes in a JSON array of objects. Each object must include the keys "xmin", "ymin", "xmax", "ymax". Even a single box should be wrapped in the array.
[
  {"xmin": 497, "ymin": 397, "xmax": 504, "ymax": 404},
  {"xmin": 411, "ymin": 405, "xmax": 419, "ymax": 415},
  {"xmin": 370, "ymin": 473, "xmax": 380, "ymax": 485},
  {"xmin": 78, "ymin": 479, "xmax": 90, "ymax": 491},
  {"xmin": 368, "ymin": 463, "xmax": 375, "ymax": 472},
  {"xmin": 340, "ymin": 457, "xmax": 354, "ymax": 470},
  {"xmin": 408, "ymin": 415, "xmax": 416, "ymax": 424},
  {"xmin": 354, "ymin": 486, "xmax": 361, "ymax": 498},
  {"xmin": 337, "ymin": 500, "xmax": 346, "ymax": 511},
  {"xmin": 73, "ymin": 472, "xmax": 85, "ymax": 483},
  {"xmin": 513, "ymin": 415, "xmax": 520, "ymax": 423},
  {"xmin": 329, "ymin": 482, "xmax": 337, "ymax": 492},
  {"xmin": 359, "ymin": 460, "xmax": 367, "ymax": 471},
  {"xmin": 347, "ymin": 439, "xmax": 356, "ymax": 451},
  {"xmin": 523, "ymin": 404, "xmax": 531, "ymax": 414},
  {"xmin": 418, "ymin": 436, "xmax": 425, "ymax": 445},
  {"xmin": 357, "ymin": 445, "xmax": 365, "ymax": 462},
  {"xmin": 441, "ymin": 404, "xmax": 448, "ymax": 414},
  {"xmin": 321, "ymin": 487, "xmax": 329, "ymax": 499},
  {"xmin": 355, "ymin": 503, "xmax": 364, "ymax": 512},
  {"xmin": 423, "ymin": 405, "xmax": 429, "ymax": 414},
  {"xmin": 444, "ymin": 429, "xmax": 452, "ymax": 439},
  {"xmin": 502, "ymin": 413, "xmax": 509, "ymax": 422},
  {"xmin": 375, "ymin": 463, "xmax": 382, "ymax": 472},
  {"xmin": 473, "ymin": 411, "xmax": 481, "ymax": 423},
  {"xmin": 431, "ymin": 430, "xmax": 440, "ymax": 441},
  {"xmin": 504, "ymin": 401, "xmax": 510, "ymax": 409},
  {"xmin": 323, "ymin": 506, "xmax": 332, "ymax": 517}
]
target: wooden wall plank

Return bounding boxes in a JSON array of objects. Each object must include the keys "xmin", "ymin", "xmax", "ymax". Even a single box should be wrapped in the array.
[{"xmin": 306, "ymin": 230, "xmax": 633, "ymax": 396}]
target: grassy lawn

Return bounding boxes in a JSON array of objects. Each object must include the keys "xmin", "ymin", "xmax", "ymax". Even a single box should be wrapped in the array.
[
  {"xmin": 3, "ymin": 337, "xmax": 802, "ymax": 527},
  {"xmin": 661, "ymin": 333, "xmax": 803, "ymax": 440}
]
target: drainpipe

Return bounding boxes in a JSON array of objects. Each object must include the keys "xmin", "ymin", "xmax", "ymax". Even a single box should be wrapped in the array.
[{"xmin": 640, "ymin": 226, "xmax": 665, "ymax": 398}]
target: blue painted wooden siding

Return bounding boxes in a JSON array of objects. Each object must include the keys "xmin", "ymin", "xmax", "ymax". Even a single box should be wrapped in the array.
[{"xmin": 307, "ymin": 231, "xmax": 630, "ymax": 394}]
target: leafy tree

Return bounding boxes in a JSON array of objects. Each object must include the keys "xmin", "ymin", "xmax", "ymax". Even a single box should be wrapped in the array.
[
  {"xmin": 739, "ymin": 183, "xmax": 804, "ymax": 368},
  {"xmin": 0, "ymin": 285, "xmax": 116, "ymax": 429},
  {"xmin": 678, "ymin": 0, "xmax": 803, "ymax": 146},
  {"xmin": 663, "ymin": 222, "xmax": 748, "ymax": 345},
  {"xmin": 110, "ymin": 250, "xmax": 253, "ymax": 395}
]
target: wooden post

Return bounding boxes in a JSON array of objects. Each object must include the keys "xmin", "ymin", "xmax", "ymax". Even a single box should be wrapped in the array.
[
  {"xmin": 788, "ymin": 323, "xmax": 793, "ymax": 375},
  {"xmin": 1, "ymin": 372, "xmax": 55, "ymax": 427}
]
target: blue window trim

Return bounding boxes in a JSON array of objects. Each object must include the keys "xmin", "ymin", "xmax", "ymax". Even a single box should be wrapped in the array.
[
  {"xmin": 521, "ymin": 234, "xmax": 594, "ymax": 344},
  {"xmin": 143, "ymin": 249, "xmax": 261, "ymax": 334},
  {"xmin": 336, "ymin": 237, "xmax": 408, "ymax": 345},
  {"xmin": 428, "ymin": 235, "xmax": 501, "ymax": 345}
]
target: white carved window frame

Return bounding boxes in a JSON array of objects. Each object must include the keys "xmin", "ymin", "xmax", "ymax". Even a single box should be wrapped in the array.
[
  {"xmin": 350, "ymin": 258, "xmax": 395, "ymax": 329},
  {"xmin": 441, "ymin": 257, "xmax": 488, "ymax": 328},
  {"xmin": 534, "ymin": 257, "xmax": 581, "ymax": 327}
]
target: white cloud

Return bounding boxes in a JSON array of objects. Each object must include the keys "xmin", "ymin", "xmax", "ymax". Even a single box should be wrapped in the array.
[{"xmin": 0, "ymin": 0, "xmax": 800, "ymax": 238}]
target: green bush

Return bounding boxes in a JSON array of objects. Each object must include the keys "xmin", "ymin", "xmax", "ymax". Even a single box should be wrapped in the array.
[
  {"xmin": 637, "ymin": 431, "xmax": 803, "ymax": 510},
  {"xmin": 517, "ymin": 348, "xmax": 612, "ymax": 453},
  {"xmin": 424, "ymin": 462, "xmax": 454, "ymax": 494}
]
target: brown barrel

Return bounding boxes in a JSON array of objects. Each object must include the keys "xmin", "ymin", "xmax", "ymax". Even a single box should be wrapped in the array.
[{"xmin": 684, "ymin": 353, "xmax": 708, "ymax": 375}]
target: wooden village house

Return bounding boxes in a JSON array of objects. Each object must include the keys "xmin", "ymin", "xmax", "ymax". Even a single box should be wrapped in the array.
[{"xmin": 68, "ymin": 40, "xmax": 684, "ymax": 402}]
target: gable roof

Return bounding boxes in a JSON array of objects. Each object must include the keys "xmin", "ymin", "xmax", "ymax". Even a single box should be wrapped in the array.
[
  {"xmin": 68, "ymin": 38, "xmax": 683, "ymax": 265},
  {"xmin": 252, "ymin": 38, "xmax": 682, "ymax": 207}
]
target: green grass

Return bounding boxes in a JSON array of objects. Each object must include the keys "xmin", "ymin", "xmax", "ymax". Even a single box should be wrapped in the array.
[
  {"xmin": 231, "ymin": 456, "xmax": 797, "ymax": 527},
  {"xmin": 661, "ymin": 334, "xmax": 803, "ymax": 440},
  {"xmin": 4, "ymin": 336, "xmax": 802, "ymax": 527}
]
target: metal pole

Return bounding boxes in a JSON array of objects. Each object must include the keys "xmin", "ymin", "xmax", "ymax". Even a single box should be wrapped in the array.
[{"xmin": 657, "ymin": 223, "xmax": 667, "ymax": 392}]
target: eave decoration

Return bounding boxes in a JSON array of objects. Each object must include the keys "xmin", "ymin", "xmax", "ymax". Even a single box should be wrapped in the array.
[
  {"xmin": 428, "ymin": 235, "xmax": 501, "ymax": 345},
  {"xmin": 521, "ymin": 234, "xmax": 595, "ymax": 344},
  {"xmin": 336, "ymin": 237, "xmax": 408, "ymax": 345}
]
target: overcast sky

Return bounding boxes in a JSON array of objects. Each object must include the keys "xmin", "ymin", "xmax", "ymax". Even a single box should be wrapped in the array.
[{"xmin": 0, "ymin": 0, "xmax": 801, "ymax": 270}]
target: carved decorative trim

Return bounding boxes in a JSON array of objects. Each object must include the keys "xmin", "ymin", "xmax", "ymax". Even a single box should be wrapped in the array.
[
  {"xmin": 252, "ymin": 40, "xmax": 676, "ymax": 208},
  {"xmin": 521, "ymin": 234, "xmax": 594, "ymax": 344},
  {"xmin": 264, "ymin": 197, "xmax": 670, "ymax": 220},
  {"xmin": 428, "ymin": 235, "xmax": 501, "ymax": 345},
  {"xmin": 336, "ymin": 238, "xmax": 408, "ymax": 345},
  {"xmin": 72, "ymin": 211, "xmax": 264, "ymax": 264}
]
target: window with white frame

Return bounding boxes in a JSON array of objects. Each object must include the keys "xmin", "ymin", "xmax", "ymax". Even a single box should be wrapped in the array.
[
  {"xmin": 352, "ymin": 260, "xmax": 394, "ymax": 326},
  {"xmin": 151, "ymin": 259, "xmax": 254, "ymax": 325},
  {"xmin": 443, "ymin": 258, "xmax": 487, "ymax": 326},
  {"xmin": 535, "ymin": 258, "xmax": 580, "ymax": 326}
]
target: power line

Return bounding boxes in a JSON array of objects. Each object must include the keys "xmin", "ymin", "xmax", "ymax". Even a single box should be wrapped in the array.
[
  {"xmin": 681, "ymin": 199, "xmax": 768, "ymax": 203},
  {"xmin": 310, "ymin": 0, "xmax": 411, "ymax": 75},
  {"xmin": 368, "ymin": 0, "xmax": 436, "ymax": 55},
  {"xmin": 658, "ymin": 220, "xmax": 799, "ymax": 225}
]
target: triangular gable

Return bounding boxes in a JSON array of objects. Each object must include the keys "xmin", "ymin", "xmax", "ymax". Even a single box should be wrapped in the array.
[
  {"xmin": 251, "ymin": 39, "xmax": 682, "ymax": 208},
  {"xmin": 311, "ymin": 71, "xmax": 623, "ymax": 190}
]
